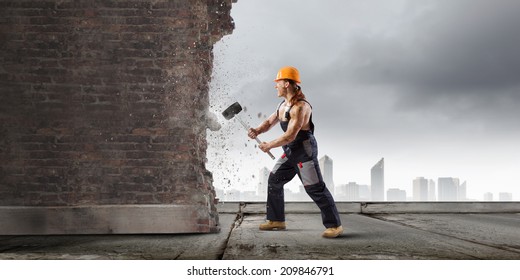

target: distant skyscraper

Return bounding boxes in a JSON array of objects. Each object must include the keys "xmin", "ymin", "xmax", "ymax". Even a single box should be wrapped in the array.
[
  {"xmin": 358, "ymin": 184, "xmax": 371, "ymax": 201},
  {"xmin": 335, "ymin": 184, "xmax": 347, "ymax": 201},
  {"xmin": 297, "ymin": 185, "xmax": 311, "ymax": 201},
  {"xmin": 319, "ymin": 155, "xmax": 334, "ymax": 195},
  {"xmin": 346, "ymin": 182, "xmax": 360, "ymax": 201},
  {"xmin": 387, "ymin": 188, "xmax": 407, "ymax": 201},
  {"xmin": 257, "ymin": 167, "xmax": 270, "ymax": 198},
  {"xmin": 413, "ymin": 177, "xmax": 429, "ymax": 201},
  {"xmin": 458, "ymin": 181, "xmax": 467, "ymax": 201},
  {"xmin": 499, "ymin": 192, "xmax": 513, "ymax": 201},
  {"xmin": 371, "ymin": 158, "xmax": 384, "ymax": 201},
  {"xmin": 483, "ymin": 192, "xmax": 493, "ymax": 201},
  {"xmin": 438, "ymin": 177, "xmax": 459, "ymax": 201},
  {"xmin": 428, "ymin": 179, "xmax": 436, "ymax": 201}
]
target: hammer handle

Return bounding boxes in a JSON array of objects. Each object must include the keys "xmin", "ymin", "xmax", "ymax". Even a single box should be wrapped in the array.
[
  {"xmin": 236, "ymin": 117, "xmax": 275, "ymax": 160},
  {"xmin": 253, "ymin": 136, "xmax": 276, "ymax": 160}
]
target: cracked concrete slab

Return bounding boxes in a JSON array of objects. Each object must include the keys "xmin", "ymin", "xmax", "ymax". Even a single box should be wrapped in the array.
[
  {"xmin": 371, "ymin": 213, "xmax": 520, "ymax": 253},
  {"xmin": 222, "ymin": 214, "xmax": 520, "ymax": 260}
]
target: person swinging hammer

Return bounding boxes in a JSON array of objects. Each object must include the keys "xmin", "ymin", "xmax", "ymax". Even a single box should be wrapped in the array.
[{"xmin": 248, "ymin": 66, "xmax": 343, "ymax": 238}]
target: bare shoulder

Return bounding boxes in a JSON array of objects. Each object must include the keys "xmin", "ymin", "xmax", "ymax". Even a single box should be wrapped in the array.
[
  {"xmin": 293, "ymin": 100, "xmax": 311, "ymax": 114},
  {"xmin": 289, "ymin": 100, "xmax": 311, "ymax": 122}
]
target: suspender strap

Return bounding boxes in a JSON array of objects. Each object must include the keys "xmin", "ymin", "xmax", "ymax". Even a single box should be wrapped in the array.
[
  {"xmin": 276, "ymin": 99, "xmax": 315, "ymax": 134},
  {"xmin": 276, "ymin": 100, "xmax": 285, "ymax": 119},
  {"xmin": 285, "ymin": 99, "xmax": 312, "ymax": 120}
]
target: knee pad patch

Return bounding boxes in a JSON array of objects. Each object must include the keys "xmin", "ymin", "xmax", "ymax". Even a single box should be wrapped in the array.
[{"xmin": 298, "ymin": 160, "xmax": 320, "ymax": 186}]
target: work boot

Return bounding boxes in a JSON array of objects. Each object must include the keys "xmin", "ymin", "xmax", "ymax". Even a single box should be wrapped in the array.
[
  {"xmin": 259, "ymin": 220, "xmax": 286, "ymax": 230},
  {"xmin": 322, "ymin": 225, "xmax": 343, "ymax": 238}
]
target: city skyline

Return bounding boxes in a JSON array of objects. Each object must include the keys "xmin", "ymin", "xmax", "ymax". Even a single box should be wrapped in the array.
[{"xmin": 215, "ymin": 155, "xmax": 514, "ymax": 202}]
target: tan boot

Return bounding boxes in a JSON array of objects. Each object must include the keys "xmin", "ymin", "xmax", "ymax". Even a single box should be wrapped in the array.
[
  {"xmin": 259, "ymin": 220, "xmax": 286, "ymax": 230},
  {"xmin": 322, "ymin": 225, "xmax": 343, "ymax": 238}
]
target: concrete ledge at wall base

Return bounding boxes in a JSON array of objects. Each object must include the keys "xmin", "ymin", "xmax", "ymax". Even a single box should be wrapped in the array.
[
  {"xmin": 0, "ymin": 205, "xmax": 217, "ymax": 235},
  {"xmin": 216, "ymin": 202, "xmax": 242, "ymax": 214},
  {"xmin": 218, "ymin": 201, "xmax": 520, "ymax": 214},
  {"xmin": 361, "ymin": 202, "xmax": 520, "ymax": 214}
]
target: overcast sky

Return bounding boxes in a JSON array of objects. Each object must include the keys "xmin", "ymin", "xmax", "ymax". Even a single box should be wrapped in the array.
[{"xmin": 206, "ymin": 0, "xmax": 520, "ymax": 200}]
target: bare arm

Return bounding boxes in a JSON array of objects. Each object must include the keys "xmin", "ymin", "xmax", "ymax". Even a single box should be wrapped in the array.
[
  {"xmin": 260, "ymin": 102, "xmax": 310, "ymax": 151},
  {"xmin": 248, "ymin": 111, "xmax": 279, "ymax": 139}
]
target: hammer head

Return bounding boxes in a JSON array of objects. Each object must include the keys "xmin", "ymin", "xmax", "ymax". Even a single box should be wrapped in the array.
[{"xmin": 222, "ymin": 102, "xmax": 243, "ymax": 120}]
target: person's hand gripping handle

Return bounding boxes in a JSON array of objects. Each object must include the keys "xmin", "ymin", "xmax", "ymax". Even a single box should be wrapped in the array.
[{"xmin": 237, "ymin": 117, "xmax": 275, "ymax": 160}]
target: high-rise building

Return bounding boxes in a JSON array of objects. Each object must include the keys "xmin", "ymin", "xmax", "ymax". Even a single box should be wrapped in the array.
[
  {"xmin": 428, "ymin": 179, "xmax": 436, "ymax": 201},
  {"xmin": 458, "ymin": 181, "xmax": 467, "ymax": 201},
  {"xmin": 413, "ymin": 177, "xmax": 429, "ymax": 201},
  {"xmin": 438, "ymin": 177, "xmax": 459, "ymax": 201},
  {"xmin": 335, "ymin": 184, "xmax": 347, "ymax": 201},
  {"xmin": 319, "ymin": 155, "xmax": 334, "ymax": 195},
  {"xmin": 346, "ymin": 182, "xmax": 360, "ymax": 201},
  {"xmin": 483, "ymin": 192, "xmax": 493, "ymax": 201},
  {"xmin": 257, "ymin": 167, "xmax": 270, "ymax": 198},
  {"xmin": 358, "ymin": 184, "xmax": 371, "ymax": 201},
  {"xmin": 387, "ymin": 188, "xmax": 407, "ymax": 201},
  {"xmin": 371, "ymin": 158, "xmax": 384, "ymax": 201},
  {"xmin": 499, "ymin": 192, "xmax": 513, "ymax": 201},
  {"xmin": 296, "ymin": 185, "xmax": 311, "ymax": 201}
]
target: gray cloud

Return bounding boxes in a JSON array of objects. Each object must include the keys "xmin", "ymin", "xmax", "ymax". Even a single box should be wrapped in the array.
[
  {"xmin": 340, "ymin": 0, "xmax": 520, "ymax": 90},
  {"xmin": 302, "ymin": 0, "xmax": 520, "ymax": 134}
]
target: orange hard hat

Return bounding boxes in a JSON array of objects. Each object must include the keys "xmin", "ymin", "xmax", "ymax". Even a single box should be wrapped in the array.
[{"xmin": 274, "ymin": 66, "xmax": 301, "ymax": 84}]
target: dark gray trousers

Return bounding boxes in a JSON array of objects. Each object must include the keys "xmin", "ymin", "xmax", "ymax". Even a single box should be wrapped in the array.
[{"xmin": 266, "ymin": 138, "xmax": 341, "ymax": 228}]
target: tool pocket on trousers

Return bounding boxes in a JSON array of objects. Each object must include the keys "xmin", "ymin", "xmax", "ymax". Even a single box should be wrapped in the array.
[
  {"xmin": 298, "ymin": 161, "xmax": 320, "ymax": 186},
  {"xmin": 272, "ymin": 154, "xmax": 289, "ymax": 174}
]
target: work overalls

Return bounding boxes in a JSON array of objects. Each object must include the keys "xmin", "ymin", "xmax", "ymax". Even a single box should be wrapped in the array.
[{"xmin": 266, "ymin": 100, "xmax": 342, "ymax": 228}]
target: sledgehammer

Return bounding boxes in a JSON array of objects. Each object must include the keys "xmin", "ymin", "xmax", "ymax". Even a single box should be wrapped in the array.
[{"xmin": 222, "ymin": 102, "xmax": 275, "ymax": 160}]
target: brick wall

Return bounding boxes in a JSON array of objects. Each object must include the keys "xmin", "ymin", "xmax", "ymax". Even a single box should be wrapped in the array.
[{"xmin": 0, "ymin": 0, "xmax": 235, "ymax": 233}]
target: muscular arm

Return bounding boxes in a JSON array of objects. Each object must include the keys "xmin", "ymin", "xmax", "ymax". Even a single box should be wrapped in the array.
[
  {"xmin": 262, "ymin": 102, "xmax": 310, "ymax": 150},
  {"xmin": 248, "ymin": 111, "xmax": 279, "ymax": 139},
  {"xmin": 256, "ymin": 111, "xmax": 279, "ymax": 134}
]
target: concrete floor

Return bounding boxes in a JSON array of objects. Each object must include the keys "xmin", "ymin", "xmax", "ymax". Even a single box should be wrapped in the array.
[
  {"xmin": 224, "ymin": 213, "xmax": 520, "ymax": 259},
  {"xmin": 1, "ymin": 202, "xmax": 519, "ymax": 260}
]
